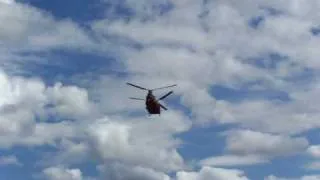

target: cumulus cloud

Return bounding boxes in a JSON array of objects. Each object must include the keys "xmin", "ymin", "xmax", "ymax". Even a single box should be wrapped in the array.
[
  {"xmin": 224, "ymin": 130, "xmax": 309, "ymax": 157},
  {"xmin": 88, "ymin": 0, "xmax": 320, "ymax": 139},
  {"xmin": 198, "ymin": 129, "xmax": 308, "ymax": 167},
  {"xmin": 304, "ymin": 145, "xmax": 320, "ymax": 170},
  {"xmin": 44, "ymin": 138, "xmax": 91, "ymax": 166},
  {"xmin": 176, "ymin": 166, "xmax": 249, "ymax": 180},
  {"xmin": 45, "ymin": 82, "xmax": 95, "ymax": 119},
  {"xmin": 206, "ymin": 97, "xmax": 320, "ymax": 135},
  {"xmin": 43, "ymin": 166, "xmax": 83, "ymax": 180},
  {"xmin": 87, "ymin": 111, "xmax": 191, "ymax": 172},
  {"xmin": 0, "ymin": 1, "xmax": 93, "ymax": 50},
  {"xmin": 98, "ymin": 162, "xmax": 170, "ymax": 180},
  {"xmin": 0, "ymin": 69, "xmax": 191, "ymax": 178},
  {"xmin": 0, "ymin": 0, "xmax": 13, "ymax": 4},
  {"xmin": 307, "ymin": 145, "xmax": 320, "ymax": 158},
  {"xmin": 0, "ymin": 0, "xmax": 101, "ymax": 76},
  {"xmin": 0, "ymin": 70, "xmax": 93, "ymax": 148},
  {"xmin": 2, "ymin": 0, "xmax": 320, "ymax": 179}
]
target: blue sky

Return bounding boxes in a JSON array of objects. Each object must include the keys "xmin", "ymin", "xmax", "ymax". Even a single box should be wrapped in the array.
[{"xmin": 1, "ymin": 0, "xmax": 320, "ymax": 180}]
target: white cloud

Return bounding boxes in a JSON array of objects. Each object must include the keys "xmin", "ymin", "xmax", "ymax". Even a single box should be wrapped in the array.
[
  {"xmin": 176, "ymin": 166, "xmax": 250, "ymax": 180},
  {"xmin": 0, "ymin": 1, "xmax": 94, "ymax": 50},
  {"xmin": 1, "ymin": 0, "xmax": 320, "ymax": 179},
  {"xmin": 98, "ymin": 162, "xmax": 171, "ymax": 180},
  {"xmin": 45, "ymin": 82, "xmax": 96, "ymax": 119},
  {"xmin": 43, "ymin": 166, "xmax": 83, "ymax": 180},
  {"xmin": 45, "ymin": 139, "xmax": 91, "ymax": 166},
  {"xmin": 0, "ymin": 155, "xmax": 22, "ymax": 166},
  {"xmin": 199, "ymin": 154, "xmax": 268, "ymax": 167},
  {"xmin": 0, "ymin": 70, "xmax": 93, "ymax": 148},
  {"xmin": 302, "ymin": 176, "xmax": 320, "ymax": 180},
  {"xmin": 94, "ymin": 0, "xmax": 320, "ymax": 73},
  {"xmin": 0, "ymin": 0, "xmax": 13, "ymax": 5},
  {"xmin": 88, "ymin": 76, "xmax": 148, "ymax": 114},
  {"xmin": 0, "ymin": 1, "xmax": 101, "ymax": 76},
  {"xmin": 307, "ymin": 145, "xmax": 320, "ymax": 158},
  {"xmin": 224, "ymin": 130, "xmax": 308, "ymax": 157},
  {"xmin": 0, "ymin": 69, "xmax": 192, "ymax": 178},
  {"xmin": 89, "ymin": 0, "xmax": 320, "ymax": 138},
  {"xmin": 86, "ymin": 111, "xmax": 191, "ymax": 172},
  {"xmin": 304, "ymin": 145, "xmax": 320, "ymax": 171},
  {"xmin": 34, "ymin": 107, "xmax": 192, "ymax": 178},
  {"xmin": 304, "ymin": 161, "xmax": 320, "ymax": 170},
  {"xmin": 198, "ymin": 129, "xmax": 307, "ymax": 167},
  {"xmin": 265, "ymin": 175, "xmax": 320, "ymax": 180},
  {"xmin": 21, "ymin": 122, "xmax": 77, "ymax": 147},
  {"xmin": 87, "ymin": 1, "xmax": 320, "ymax": 178},
  {"xmin": 209, "ymin": 98, "xmax": 320, "ymax": 135}
]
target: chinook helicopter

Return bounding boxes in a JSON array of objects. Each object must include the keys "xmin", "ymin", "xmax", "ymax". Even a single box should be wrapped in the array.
[{"xmin": 126, "ymin": 82, "xmax": 177, "ymax": 115}]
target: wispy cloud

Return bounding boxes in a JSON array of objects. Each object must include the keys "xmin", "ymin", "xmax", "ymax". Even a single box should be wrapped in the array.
[{"xmin": 0, "ymin": 155, "xmax": 22, "ymax": 166}]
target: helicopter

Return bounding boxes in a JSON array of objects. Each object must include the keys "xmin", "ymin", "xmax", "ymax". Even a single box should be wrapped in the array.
[{"xmin": 126, "ymin": 82, "xmax": 177, "ymax": 115}]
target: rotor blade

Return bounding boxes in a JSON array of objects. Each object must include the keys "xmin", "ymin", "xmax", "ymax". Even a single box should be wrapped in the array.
[
  {"xmin": 151, "ymin": 84, "xmax": 177, "ymax": 91},
  {"xmin": 129, "ymin": 97, "xmax": 145, "ymax": 101},
  {"xmin": 158, "ymin": 91, "xmax": 173, "ymax": 100},
  {"xmin": 126, "ymin": 83, "xmax": 148, "ymax": 90},
  {"xmin": 159, "ymin": 103, "xmax": 168, "ymax": 110}
]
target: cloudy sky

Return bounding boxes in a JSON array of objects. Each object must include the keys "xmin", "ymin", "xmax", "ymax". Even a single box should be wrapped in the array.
[{"xmin": 1, "ymin": 0, "xmax": 320, "ymax": 179}]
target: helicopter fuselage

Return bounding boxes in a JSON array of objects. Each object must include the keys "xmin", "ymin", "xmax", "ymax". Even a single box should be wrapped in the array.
[
  {"xmin": 145, "ymin": 91, "xmax": 161, "ymax": 114},
  {"xmin": 127, "ymin": 82, "xmax": 176, "ymax": 115}
]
